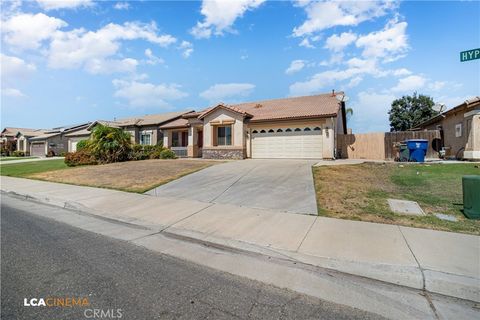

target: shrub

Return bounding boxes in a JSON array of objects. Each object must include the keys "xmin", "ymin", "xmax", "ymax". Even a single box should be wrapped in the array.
[
  {"xmin": 129, "ymin": 144, "xmax": 164, "ymax": 160},
  {"xmin": 12, "ymin": 151, "xmax": 25, "ymax": 157},
  {"xmin": 64, "ymin": 150, "xmax": 97, "ymax": 167},
  {"xmin": 89, "ymin": 124, "xmax": 132, "ymax": 163},
  {"xmin": 76, "ymin": 140, "xmax": 88, "ymax": 151},
  {"xmin": 159, "ymin": 149, "xmax": 177, "ymax": 159},
  {"xmin": 46, "ymin": 150, "xmax": 56, "ymax": 157}
]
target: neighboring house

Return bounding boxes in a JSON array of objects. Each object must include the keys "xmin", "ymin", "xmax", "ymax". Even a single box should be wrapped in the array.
[
  {"xmin": 65, "ymin": 120, "xmax": 119, "ymax": 152},
  {"xmin": 1, "ymin": 127, "xmax": 46, "ymax": 154},
  {"xmin": 27, "ymin": 123, "xmax": 90, "ymax": 157},
  {"xmin": 413, "ymin": 96, "xmax": 480, "ymax": 160},
  {"xmin": 160, "ymin": 92, "xmax": 347, "ymax": 159}
]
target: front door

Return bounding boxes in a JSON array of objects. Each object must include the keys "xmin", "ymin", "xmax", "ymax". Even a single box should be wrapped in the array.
[
  {"xmin": 198, "ymin": 130, "xmax": 203, "ymax": 148},
  {"xmin": 181, "ymin": 131, "xmax": 188, "ymax": 147}
]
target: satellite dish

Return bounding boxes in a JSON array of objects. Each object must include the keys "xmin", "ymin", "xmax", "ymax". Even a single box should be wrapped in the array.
[
  {"xmin": 433, "ymin": 103, "xmax": 445, "ymax": 112},
  {"xmin": 335, "ymin": 94, "xmax": 350, "ymax": 102}
]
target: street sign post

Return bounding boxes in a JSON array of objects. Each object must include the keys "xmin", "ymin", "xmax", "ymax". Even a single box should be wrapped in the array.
[{"xmin": 460, "ymin": 48, "xmax": 480, "ymax": 62}]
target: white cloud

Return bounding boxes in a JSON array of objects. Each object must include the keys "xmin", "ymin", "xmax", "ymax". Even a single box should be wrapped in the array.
[
  {"xmin": 285, "ymin": 60, "xmax": 307, "ymax": 75},
  {"xmin": 428, "ymin": 81, "xmax": 446, "ymax": 91},
  {"xmin": 113, "ymin": 79, "xmax": 188, "ymax": 108},
  {"xmin": 48, "ymin": 21, "xmax": 176, "ymax": 74},
  {"xmin": 1, "ymin": 54, "xmax": 36, "ymax": 79},
  {"xmin": 299, "ymin": 38, "xmax": 315, "ymax": 49},
  {"xmin": 35, "ymin": 0, "xmax": 93, "ymax": 11},
  {"xmin": 178, "ymin": 41, "xmax": 193, "ymax": 58},
  {"xmin": 2, "ymin": 87, "xmax": 26, "ymax": 98},
  {"xmin": 2, "ymin": 13, "xmax": 67, "ymax": 50},
  {"xmin": 113, "ymin": 2, "xmax": 130, "ymax": 10},
  {"xmin": 293, "ymin": 1, "xmax": 396, "ymax": 37},
  {"xmin": 144, "ymin": 48, "xmax": 164, "ymax": 65},
  {"xmin": 325, "ymin": 32, "xmax": 357, "ymax": 52},
  {"xmin": 356, "ymin": 18, "xmax": 408, "ymax": 62},
  {"xmin": 200, "ymin": 83, "xmax": 255, "ymax": 102},
  {"xmin": 190, "ymin": 0, "xmax": 265, "ymax": 39},
  {"xmin": 392, "ymin": 68, "xmax": 412, "ymax": 76},
  {"xmin": 350, "ymin": 91, "xmax": 396, "ymax": 133},
  {"xmin": 391, "ymin": 75, "xmax": 426, "ymax": 92}
]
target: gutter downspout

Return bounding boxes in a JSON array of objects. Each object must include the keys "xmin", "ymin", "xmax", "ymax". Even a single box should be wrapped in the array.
[{"xmin": 331, "ymin": 116, "xmax": 336, "ymax": 159}]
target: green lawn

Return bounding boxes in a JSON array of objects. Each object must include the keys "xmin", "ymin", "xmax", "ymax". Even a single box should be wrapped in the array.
[
  {"xmin": 0, "ymin": 157, "xmax": 38, "ymax": 162},
  {"xmin": 0, "ymin": 159, "xmax": 69, "ymax": 177},
  {"xmin": 313, "ymin": 163, "xmax": 480, "ymax": 235}
]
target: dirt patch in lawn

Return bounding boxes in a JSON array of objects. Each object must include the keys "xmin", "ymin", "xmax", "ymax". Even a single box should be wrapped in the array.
[
  {"xmin": 313, "ymin": 163, "xmax": 480, "ymax": 235},
  {"xmin": 29, "ymin": 159, "xmax": 220, "ymax": 193}
]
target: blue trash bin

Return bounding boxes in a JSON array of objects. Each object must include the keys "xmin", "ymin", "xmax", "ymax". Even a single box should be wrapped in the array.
[{"xmin": 406, "ymin": 139, "xmax": 428, "ymax": 162}]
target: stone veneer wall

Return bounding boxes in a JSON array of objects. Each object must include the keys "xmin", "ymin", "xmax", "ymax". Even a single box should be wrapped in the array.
[{"xmin": 202, "ymin": 148, "xmax": 244, "ymax": 159}]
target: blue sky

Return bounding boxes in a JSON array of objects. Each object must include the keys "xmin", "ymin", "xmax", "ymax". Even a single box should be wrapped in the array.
[{"xmin": 1, "ymin": 0, "xmax": 479, "ymax": 132}]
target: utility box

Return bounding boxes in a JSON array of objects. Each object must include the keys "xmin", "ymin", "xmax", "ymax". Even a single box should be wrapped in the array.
[{"xmin": 463, "ymin": 175, "xmax": 480, "ymax": 219}]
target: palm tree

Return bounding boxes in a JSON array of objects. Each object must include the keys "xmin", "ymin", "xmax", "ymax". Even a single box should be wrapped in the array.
[
  {"xmin": 345, "ymin": 107, "xmax": 353, "ymax": 122},
  {"xmin": 89, "ymin": 124, "xmax": 132, "ymax": 163}
]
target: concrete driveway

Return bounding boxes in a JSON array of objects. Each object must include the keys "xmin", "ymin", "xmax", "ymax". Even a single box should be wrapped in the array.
[{"xmin": 146, "ymin": 159, "xmax": 319, "ymax": 215}]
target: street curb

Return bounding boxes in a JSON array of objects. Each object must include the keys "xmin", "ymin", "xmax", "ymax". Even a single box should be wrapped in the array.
[{"xmin": 1, "ymin": 188, "xmax": 479, "ymax": 303}]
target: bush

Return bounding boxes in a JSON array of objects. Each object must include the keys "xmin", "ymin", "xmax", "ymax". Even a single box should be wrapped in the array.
[
  {"xmin": 64, "ymin": 150, "xmax": 97, "ymax": 167},
  {"xmin": 89, "ymin": 124, "xmax": 132, "ymax": 163},
  {"xmin": 129, "ymin": 144, "xmax": 164, "ymax": 160},
  {"xmin": 12, "ymin": 151, "xmax": 25, "ymax": 157},
  {"xmin": 46, "ymin": 150, "xmax": 56, "ymax": 157},
  {"xmin": 159, "ymin": 149, "xmax": 177, "ymax": 159},
  {"xmin": 76, "ymin": 140, "xmax": 88, "ymax": 151}
]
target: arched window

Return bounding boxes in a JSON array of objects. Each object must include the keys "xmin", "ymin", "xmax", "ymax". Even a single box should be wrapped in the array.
[
  {"xmin": 304, "ymin": 127, "xmax": 311, "ymax": 131},
  {"xmin": 252, "ymin": 130, "xmax": 258, "ymax": 134},
  {"xmin": 285, "ymin": 128, "xmax": 292, "ymax": 132},
  {"xmin": 313, "ymin": 127, "xmax": 321, "ymax": 131},
  {"xmin": 276, "ymin": 129, "xmax": 283, "ymax": 132},
  {"xmin": 268, "ymin": 129, "xmax": 274, "ymax": 133},
  {"xmin": 260, "ymin": 130, "xmax": 266, "ymax": 133},
  {"xmin": 294, "ymin": 128, "xmax": 301, "ymax": 132}
]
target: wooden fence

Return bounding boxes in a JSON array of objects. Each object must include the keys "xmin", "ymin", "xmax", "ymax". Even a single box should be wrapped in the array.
[{"xmin": 337, "ymin": 130, "xmax": 441, "ymax": 160}]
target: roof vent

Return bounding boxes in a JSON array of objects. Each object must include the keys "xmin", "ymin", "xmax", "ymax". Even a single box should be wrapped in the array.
[{"xmin": 254, "ymin": 103, "xmax": 263, "ymax": 109}]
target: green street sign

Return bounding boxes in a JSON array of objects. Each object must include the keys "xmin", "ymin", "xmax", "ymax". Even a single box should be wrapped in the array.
[{"xmin": 460, "ymin": 48, "xmax": 480, "ymax": 62}]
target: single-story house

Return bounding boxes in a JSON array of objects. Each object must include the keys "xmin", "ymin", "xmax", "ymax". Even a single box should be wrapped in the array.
[
  {"xmin": 25, "ymin": 123, "xmax": 90, "ymax": 157},
  {"xmin": 160, "ymin": 92, "xmax": 347, "ymax": 159},
  {"xmin": 1, "ymin": 127, "xmax": 47, "ymax": 154},
  {"xmin": 413, "ymin": 96, "xmax": 480, "ymax": 160},
  {"xmin": 83, "ymin": 111, "xmax": 193, "ymax": 149}
]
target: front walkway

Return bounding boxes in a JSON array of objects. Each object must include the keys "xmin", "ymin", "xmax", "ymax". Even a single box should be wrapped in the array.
[
  {"xmin": 1, "ymin": 176, "xmax": 478, "ymax": 302},
  {"xmin": 146, "ymin": 159, "xmax": 319, "ymax": 215}
]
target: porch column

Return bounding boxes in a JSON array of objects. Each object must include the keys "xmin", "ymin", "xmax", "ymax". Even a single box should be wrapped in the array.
[
  {"xmin": 163, "ymin": 130, "xmax": 171, "ymax": 148},
  {"xmin": 187, "ymin": 126, "xmax": 199, "ymax": 157}
]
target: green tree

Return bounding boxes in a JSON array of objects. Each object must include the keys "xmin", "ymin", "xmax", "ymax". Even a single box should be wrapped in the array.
[
  {"xmin": 388, "ymin": 92, "xmax": 437, "ymax": 131},
  {"xmin": 88, "ymin": 124, "xmax": 132, "ymax": 163}
]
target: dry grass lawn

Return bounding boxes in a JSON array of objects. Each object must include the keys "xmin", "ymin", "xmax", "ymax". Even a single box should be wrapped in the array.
[
  {"xmin": 313, "ymin": 163, "xmax": 480, "ymax": 235},
  {"xmin": 29, "ymin": 159, "xmax": 219, "ymax": 193}
]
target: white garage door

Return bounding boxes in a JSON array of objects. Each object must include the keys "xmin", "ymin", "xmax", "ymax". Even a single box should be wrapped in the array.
[
  {"xmin": 251, "ymin": 126, "xmax": 323, "ymax": 159},
  {"xmin": 31, "ymin": 143, "xmax": 46, "ymax": 157},
  {"xmin": 70, "ymin": 141, "xmax": 78, "ymax": 152}
]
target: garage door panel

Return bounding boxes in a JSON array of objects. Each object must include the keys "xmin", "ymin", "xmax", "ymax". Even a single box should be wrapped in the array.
[
  {"xmin": 31, "ymin": 143, "xmax": 45, "ymax": 157},
  {"xmin": 252, "ymin": 128, "xmax": 322, "ymax": 159}
]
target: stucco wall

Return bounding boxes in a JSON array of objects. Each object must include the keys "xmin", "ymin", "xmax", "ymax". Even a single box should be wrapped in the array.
[
  {"xmin": 423, "ymin": 105, "xmax": 480, "ymax": 159},
  {"xmin": 203, "ymin": 109, "xmax": 245, "ymax": 148},
  {"xmin": 67, "ymin": 135, "xmax": 90, "ymax": 152}
]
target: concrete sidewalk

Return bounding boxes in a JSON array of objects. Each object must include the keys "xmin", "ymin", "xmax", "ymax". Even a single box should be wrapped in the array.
[{"xmin": 1, "ymin": 176, "xmax": 479, "ymax": 302}]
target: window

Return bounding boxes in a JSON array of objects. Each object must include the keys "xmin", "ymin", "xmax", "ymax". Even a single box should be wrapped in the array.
[
  {"xmin": 217, "ymin": 125, "xmax": 232, "ymax": 146},
  {"xmin": 313, "ymin": 127, "xmax": 321, "ymax": 131},
  {"xmin": 277, "ymin": 129, "xmax": 283, "ymax": 132},
  {"xmin": 268, "ymin": 129, "xmax": 274, "ymax": 133},
  {"xmin": 260, "ymin": 130, "xmax": 266, "ymax": 133},
  {"xmin": 294, "ymin": 128, "xmax": 301, "ymax": 132},
  {"xmin": 285, "ymin": 128, "xmax": 292, "ymax": 132},
  {"xmin": 455, "ymin": 123, "xmax": 462, "ymax": 137},
  {"xmin": 172, "ymin": 131, "xmax": 180, "ymax": 147},
  {"xmin": 140, "ymin": 132, "xmax": 152, "ymax": 145},
  {"xmin": 252, "ymin": 130, "xmax": 258, "ymax": 134},
  {"xmin": 304, "ymin": 127, "xmax": 311, "ymax": 131}
]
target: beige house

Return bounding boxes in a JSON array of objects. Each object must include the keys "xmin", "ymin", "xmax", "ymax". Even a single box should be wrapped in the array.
[
  {"xmin": 160, "ymin": 92, "xmax": 347, "ymax": 159},
  {"xmin": 1, "ymin": 127, "xmax": 45, "ymax": 154},
  {"xmin": 413, "ymin": 97, "xmax": 480, "ymax": 160},
  {"xmin": 27, "ymin": 123, "xmax": 90, "ymax": 157}
]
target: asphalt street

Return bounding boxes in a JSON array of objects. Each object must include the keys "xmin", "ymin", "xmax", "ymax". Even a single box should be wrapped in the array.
[{"xmin": 1, "ymin": 199, "xmax": 384, "ymax": 320}]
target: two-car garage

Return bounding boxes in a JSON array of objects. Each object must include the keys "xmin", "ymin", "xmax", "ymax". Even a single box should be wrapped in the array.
[{"xmin": 251, "ymin": 126, "xmax": 323, "ymax": 159}]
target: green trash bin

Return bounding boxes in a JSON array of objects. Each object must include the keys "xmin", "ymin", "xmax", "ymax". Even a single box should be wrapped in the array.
[{"xmin": 463, "ymin": 175, "xmax": 480, "ymax": 219}]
